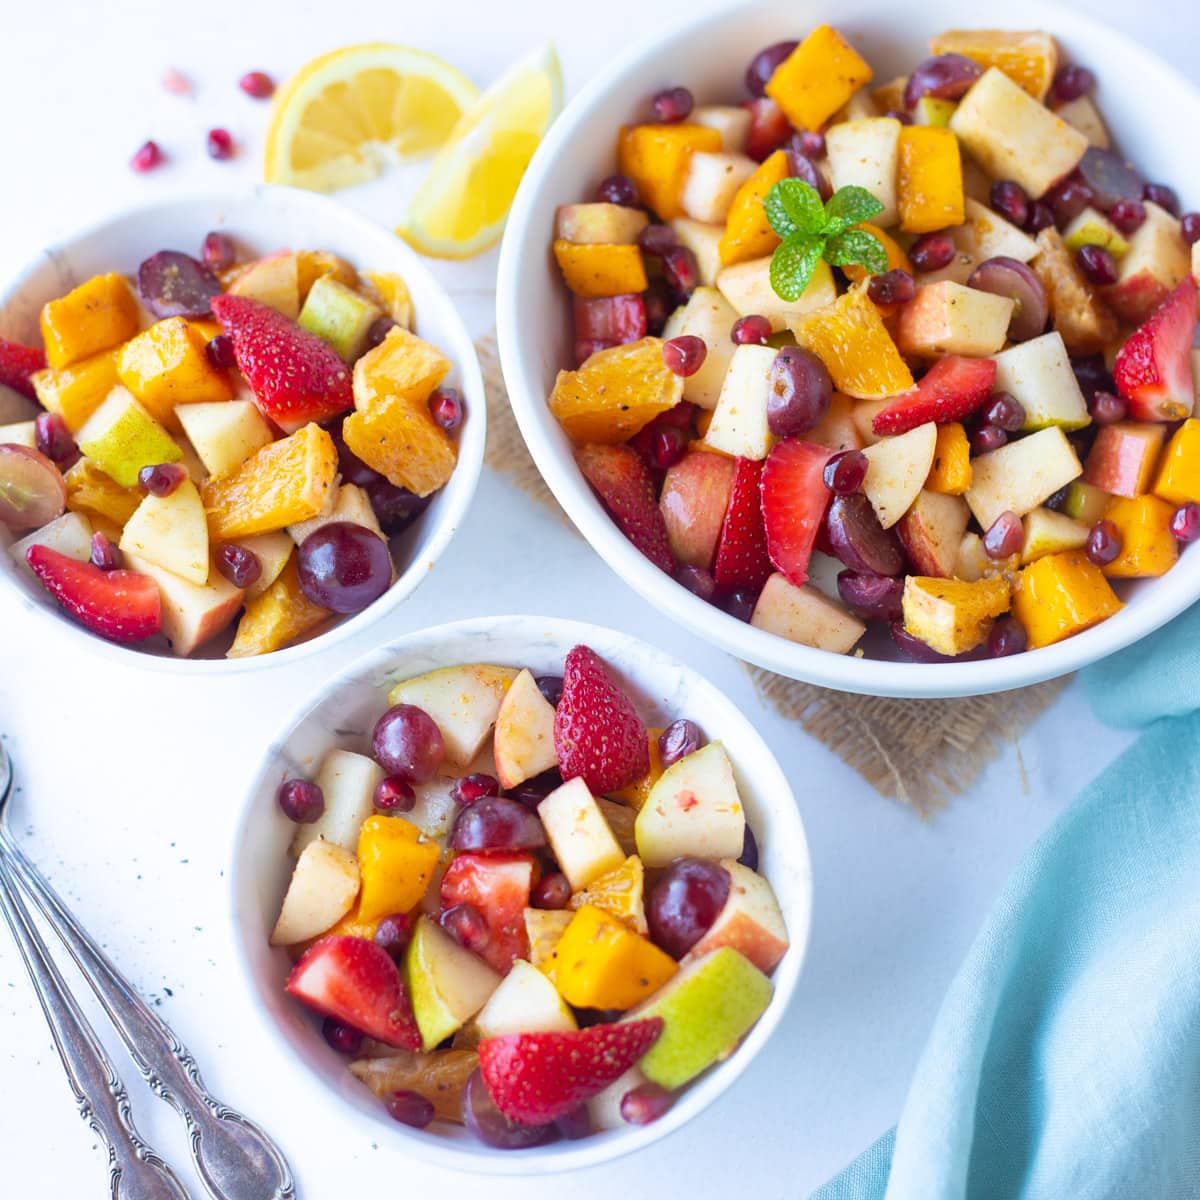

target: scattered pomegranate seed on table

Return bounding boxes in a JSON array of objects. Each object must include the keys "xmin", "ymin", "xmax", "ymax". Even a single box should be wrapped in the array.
[
  {"xmin": 238, "ymin": 70, "xmax": 275, "ymax": 99},
  {"xmin": 130, "ymin": 140, "xmax": 164, "ymax": 172},
  {"xmin": 206, "ymin": 127, "xmax": 235, "ymax": 160},
  {"xmin": 161, "ymin": 67, "xmax": 191, "ymax": 96}
]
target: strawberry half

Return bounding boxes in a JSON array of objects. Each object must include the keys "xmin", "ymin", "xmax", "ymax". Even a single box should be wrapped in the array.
[
  {"xmin": 576, "ymin": 443, "xmax": 675, "ymax": 573},
  {"xmin": 872, "ymin": 355, "xmax": 997, "ymax": 436},
  {"xmin": 440, "ymin": 853, "xmax": 534, "ymax": 975},
  {"xmin": 554, "ymin": 644, "xmax": 650, "ymax": 795},
  {"xmin": 713, "ymin": 457, "xmax": 773, "ymax": 593},
  {"xmin": 478, "ymin": 1018, "xmax": 663, "ymax": 1125},
  {"xmin": 1114, "ymin": 277, "xmax": 1197, "ymax": 421},
  {"xmin": 286, "ymin": 935, "xmax": 421, "ymax": 1050},
  {"xmin": 26, "ymin": 546, "xmax": 161, "ymax": 642},
  {"xmin": 0, "ymin": 337, "xmax": 47, "ymax": 400},
  {"xmin": 210, "ymin": 294, "xmax": 353, "ymax": 433},
  {"xmin": 760, "ymin": 439, "xmax": 833, "ymax": 587}
]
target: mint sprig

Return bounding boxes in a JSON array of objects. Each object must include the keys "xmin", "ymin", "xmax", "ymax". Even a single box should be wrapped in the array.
[{"xmin": 765, "ymin": 180, "xmax": 889, "ymax": 300}]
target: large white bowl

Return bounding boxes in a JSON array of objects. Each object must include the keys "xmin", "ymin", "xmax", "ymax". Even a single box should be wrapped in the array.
[
  {"xmin": 497, "ymin": 0, "xmax": 1200, "ymax": 698},
  {"xmin": 0, "ymin": 186, "xmax": 485, "ymax": 671},
  {"xmin": 230, "ymin": 616, "xmax": 812, "ymax": 1174}
]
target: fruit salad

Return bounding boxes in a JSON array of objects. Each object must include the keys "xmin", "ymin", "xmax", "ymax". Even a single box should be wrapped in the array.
[
  {"xmin": 547, "ymin": 25, "xmax": 1200, "ymax": 662},
  {"xmin": 269, "ymin": 645, "xmax": 787, "ymax": 1145},
  {"xmin": 0, "ymin": 235, "xmax": 465, "ymax": 657}
]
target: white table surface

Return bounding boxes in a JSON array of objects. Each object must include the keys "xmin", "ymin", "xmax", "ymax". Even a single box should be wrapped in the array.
[{"xmin": 0, "ymin": 0, "xmax": 1192, "ymax": 1194}]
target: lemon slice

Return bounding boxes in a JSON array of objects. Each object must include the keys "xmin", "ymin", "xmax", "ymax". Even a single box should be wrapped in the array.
[
  {"xmin": 397, "ymin": 43, "xmax": 563, "ymax": 259},
  {"xmin": 264, "ymin": 44, "xmax": 479, "ymax": 193}
]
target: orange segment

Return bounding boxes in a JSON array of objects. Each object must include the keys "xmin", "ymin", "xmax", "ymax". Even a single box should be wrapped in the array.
[
  {"xmin": 842, "ymin": 223, "xmax": 913, "ymax": 285},
  {"xmin": 719, "ymin": 150, "xmax": 789, "ymax": 267},
  {"xmin": 567, "ymin": 856, "xmax": 647, "ymax": 934},
  {"xmin": 31, "ymin": 349, "xmax": 121, "ymax": 431},
  {"xmin": 929, "ymin": 29, "xmax": 1059, "ymax": 101},
  {"xmin": 64, "ymin": 459, "xmax": 141, "ymax": 527},
  {"xmin": 295, "ymin": 250, "xmax": 359, "ymax": 301},
  {"xmin": 617, "ymin": 123, "xmax": 722, "ymax": 220},
  {"xmin": 227, "ymin": 557, "xmax": 331, "ymax": 658},
  {"xmin": 342, "ymin": 392, "xmax": 457, "ymax": 498}
]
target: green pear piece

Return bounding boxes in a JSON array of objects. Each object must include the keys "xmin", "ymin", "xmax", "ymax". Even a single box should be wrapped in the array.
[
  {"xmin": 298, "ymin": 275, "xmax": 381, "ymax": 361},
  {"xmin": 77, "ymin": 385, "xmax": 181, "ymax": 488},
  {"xmin": 404, "ymin": 916, "xmax": 500, "ymax": 1050}
]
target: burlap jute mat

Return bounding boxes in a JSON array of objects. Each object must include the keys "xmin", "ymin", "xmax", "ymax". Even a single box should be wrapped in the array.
[{"xmin": 477, "ymin": 335, "xmax": 1067, "ymax": 813}]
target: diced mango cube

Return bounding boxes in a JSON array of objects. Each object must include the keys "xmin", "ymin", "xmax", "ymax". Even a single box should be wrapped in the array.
[
  {"xmin": 226, "ymin": 556, "xmax": 330, "ymax": 657},
  {"xmin": 1153, "ymin": 418, "xmax": 1200, "ymax": 506},
  {"xmin": 1011, "ymin": 550, "xmax": 1122, "ymax": 648},
  {"xmin": 897, "ymin": 125, "xmax": 965, "ymax": 234},
  {"xmin": 548, "ymin": 337, "xmax": 683, "ymax": 443},
  {"xmin": 353, "ymin": 326, "xmax": 451, "ymax": 411},
  {"xmin": 116, "ymin": 318, "xmax": 233, "ymax": 430},
  {"xmin": 552, "ymin": 241, "xmax": 648, "ymax": 297},
  {"xmin": 1102, "ymin": 495, "xmax": 1178, "ymax": 578},
  {"xmin": 902, "ymin": 575, "xmax": 1011, "ymax": 656},
  {"xmin": 357, "ymin": 815, "xmax": 440, "ymax": 923},
  {"xmin": 342, "ymin": 392, "xmax": 457, "ymax": 498},
  {"xmin": 202, "ymin": 422, "xmax": 338, "ymax": 539},
  {"xmin": 617, "ymin": 123, "xmax": 722, "ymax": 220},
  {"xmin": 929, "ymin": 29, "xmax": 1059, "ymax": 101},
  {"xmin": 64, "ymin": 458, "xmax": 142, "ymax": 527},
  {"xmin": 926, "ymin": 422, "xmax": 972, "ymax": 495},
  {"xmin": 541, "ymin": 903, "xmax": 677, "ymax": 1010},
  {"xmin": 765, "ymin": 25, "xmax": 873, "ymax": 132},
  {"xmin": 39, "ymin": 273, "xmax": 140, "ymax": 370},
  {"xmin": 718, "ymin": 150, "xmax": 789, "ymax": 267},
  {"xmin": 31, "ymin": 349, "xmax": 121, "ymax": 431}
]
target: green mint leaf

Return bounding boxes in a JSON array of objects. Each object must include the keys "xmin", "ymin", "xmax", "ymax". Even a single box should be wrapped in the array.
[
  {"xmin": 765, "ymin": 179, "xmax": 826, "ymax": 240},
  {"xmin": 823, "ymin": 228, "xmax": 890, "ymax": 275},
  {"xmin": 821, "ymin": 185, "xmax": 886, "ymax": 237},
  {"xmin": 770, "ymin": 236, "xmax": 825, "ymax": 301}
]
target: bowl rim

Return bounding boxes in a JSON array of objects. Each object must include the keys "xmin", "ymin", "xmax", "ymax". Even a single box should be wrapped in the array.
[
  {"xmin": 0, "ymin": 183, "xmax": 487, "ymax": 674},
  {"xmin": 496, "ymin": 0, "xmax": 1200, "ymax": 699},
  {"xmin": 227, "ymin": 614, "xmax": 812, "ymax": 1174}
]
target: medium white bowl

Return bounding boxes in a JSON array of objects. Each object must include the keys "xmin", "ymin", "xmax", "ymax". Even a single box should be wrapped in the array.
[
  {"xmin": 230, "ymin": 616, "xmax": 812, "ymax": 1174},
  {"xmin": 0, "ymin": 186, "xmax": 485, "ymax": 671},
  {"xmin": 497, "ymin": 0, "xmax": 1200, "ymax": 698}
]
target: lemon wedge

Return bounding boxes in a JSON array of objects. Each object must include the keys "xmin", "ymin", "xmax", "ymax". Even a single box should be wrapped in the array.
[
  {"xmin": 397, "ymin": 43, "xmax": 563, "ymax": 259},
  {"xmin": 264, "ymin": 44, "xmax": 479, "ymax": 193}
]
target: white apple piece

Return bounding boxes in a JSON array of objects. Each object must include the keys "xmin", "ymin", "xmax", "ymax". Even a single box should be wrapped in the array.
[
  {"xmin": 386, "ymin": 664, "xmax": 519, "ymax": 767},
  {"xmin": 661, "ymin": 286, "xmax": 739, "ymax": 410},
  {"xmin": 850, "ymin": 398, "xmax": 889, "ymax": 447},
  {"xmin": 832, "ymin": 87, "xmax": 877, "ymax": 123},
  {"xmin": 949, "ymin": 68, "xmax": 1088, "ymax": 198},
  {"xmin": 1021, "ymin": 507, "xmax": 1089, "ymax": 564},
  {"xmin": 669, "ymin": 219, "xmax": 724, "ymax": 287},
  {"xmin": 121, "ymin": 551, "xmax": 243, "ymax": 657},
  {"xmin": 405, "ymin": 773, "xmax": 459, "ymax": 842},
  {"xmin": 961, "ymin": 197, "xmax": 1039, "ymax": 263},
  {"xmin": 287, "ymin": 482, "xmax": 386, "ymax": 546},
  {"xmin": 0, "ymin": 384, "xmax": 38, "ymax": 424},
  {"xmin": 176, "ymin": 400, "xmax": 274, "ymax": 480},
  {"xmin": 297, "ymin": 274, "xmax": 382, "ymax": 362},
  {"xmin": 750, "ymin": 574, "xmax": 866, "ymax": 653},
  {"xmin": 1103, "ymin": 202, "xmax": 1190, "ymax": 324},
  {"xmin": 587, "ymin": 1066, "xmax": 649, "ymax": 1131},
  {"xmin": 680, "ymin": 152, "xmax": 756, "ymax": 224},
  {"xmin": 493, "ymin": 668, "xmax": 558, "ymax": 790},
  {"xmin": 688, "ymin": 860, "xmax": 789, "ymax": 973},
  {"xmin": 1054, "ymin": 95, "xmax": 1110, "ymax": 149},
  {"xmin": 897, "ymin": 490, "xmax": 971, "ymax": 577},
  {"xmin": 965, "ymin": 426, "xmax": 1083, "ymax": 529},
  {"xmin": 825, "ymin": 117, "xmax": 901, "ymax": 226},
  {"xmin": 119, "ymin": 478, "xmax": 209, "ymax": 586},
  {"xmin": 0, "ymin": 420, "xmax": 36, "ymax": 448},
  {"xmin": 538, "ymin": 778, "xmax": 626, "ymax": 890},
  {"xmin": 634, "ymin": 742, "xmax": 746, "ymax": 868},
  {"xmin": 896, "ymin": 281, "xmax": 1014, "ymax": 358},
  {"xmin": 228, "ymin": 252, "xmax": 300, "ymax": 318},
  {"xmin": 176, "ymin": 436, "xmax": 208, "ymax": 486},
  {"xmin": 719, "ymin": 256, "xmax": 837, "ymax": 332},
  {"xmin": 861, "ymin": 421, "xmax": 938, "ymax": 529},
  {"xmin": 405, "ymin": 916, "xmax": 501, "ymax": 1051},
  {"xmin": 991, "ymin": 332, "xmax": 1090, "ymax": 431},
  {"xmin": 703, "ymin": 344, "xmax": 776, "ymax": 460},
  {"xmin": 554, "ymin": 202, "xmax": 649, "ymax": 246},
  {"xmin": 473, "ymin": 961, "xmax": 576, "ymax": 1039},
  {"xmin": 269, "ymin": 840, "xmax": 360, "ymax": 946},
  {"xmin": 236, "ymin": 531, "xmax": 294, "ymax": 601},
  {"xmin": 10, "ymin": 511, "xmax": 93, "ymax": 577},
  {"xmin": 290, "ymin": 748, "xmax": 385, "ymax": 856},
  {"xmin": 955, "ymin": 531, "xmax": 990, "ymax": 582},
  {"xmin": 692, "ymin": 104, "xmax": 751, "ymax": 153}
]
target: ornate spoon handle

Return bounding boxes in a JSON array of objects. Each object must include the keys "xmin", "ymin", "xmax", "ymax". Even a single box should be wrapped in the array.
[
  {"xmin": 0, "ymin": 852, "xmax": 191, "ymax": 1200},
  {"xmin": 0, "ymin": 831, "xmax": 294, "ymax": 1200}
]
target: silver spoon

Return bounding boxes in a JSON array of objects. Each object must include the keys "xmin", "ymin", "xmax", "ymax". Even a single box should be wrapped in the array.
[{"xmin": 0, "ymin": 739, "xmax": 295, "ymax": 1200}]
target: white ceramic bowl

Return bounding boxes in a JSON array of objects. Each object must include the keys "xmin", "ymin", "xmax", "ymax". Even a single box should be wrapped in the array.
[
  {"xmin": 0, "ymin": 186, "xmax": 485, "ymax": 671},
  {"xmin": 230, "ymin": 616, "xmax": 812, "ymax": 1174},
  {"xmin": 497, "ymin": 0, "xmax": 1200, "ymax": 698}
]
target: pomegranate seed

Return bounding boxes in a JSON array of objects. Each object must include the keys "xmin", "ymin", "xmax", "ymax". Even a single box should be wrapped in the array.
[
  {"xmin": 532, "ymin": 873, "xmax": 572, "ymax": 909},
  {"xmin": 650, "ymin": 425, "xmax": 687, "ymax": 469},
  {"xmin": 201, "ymin": 230, "xmax": 236, "ymax": 272},
  {"xmin": 90, "ymin": 532, "xmax": 123, "ymax": 571},
  {"xmin": 662, "ymin": 246, "xmax": 699, "ymax": 298},
  {"xmin": 663, "ymin": 335, "xmax": 707, "ymax": 377},
  {"xmin": 1170, "ymin": 502, "xmax": 1200, "ymax": 543},
  {"xmin": 206, "ymin": 127, "xmax": 235, "ymax": 160},
  {"xmin": 867, "ymin": 269, "xmax": 916, "ymax": 306},
  {"xmin": 1051, "ymin": 64, "xmax": 1096, "ymax": 103},
  {"xmin": 451, "ymin": 774, "xmax": 500, "ymax": 806},
  {"xmin": 722, "ymin": 589, "xmax": 758, "ymax": 622},
  {"xmin": 983, "ymin": 511, "xmax": 1024, "ymax": 559},
  {"xmin": 731, "ymin": 314, "xmax": 772, "ymax": 345},
  {"xmin": 987, "ymin": 616, "xmax": 1028, "ymax": 658},
  {"xmin": 638, "ymin": 224, "xmax": 676, "ymax": 257},
  {"xmin": 822, "ymin": 449, "xmax": 868, "ymax": 495},
  {"xmin": 652, "ymin": 86, "xmax": 694, "ymax": 123},
  {"xmin": 1025, "ymin": 202, "xmax": 1055, "ymax": 233},
  {"xmin": 1108, "ymin": 199, "xmax": 1146, "ymax": 235},
  {"xmin": 374, "ymin": 775, "xmax": 416, "ymax": 813},
  {"xmin": 366, "ymin": 315, "xmax": 397, "ymax": 348},
  {"xmin": 429, "ymin": 387, "xmax": 464, "ymax": 431},
  {"xmin": 238, "ymin": 70, "xmax": 275, "ymax": 99},
  {"xmin": 440, "ymin": 903, "xmax": 489, "ymax": 953},
  {"xmin": 1045, "ymin": 176, "xmax": 1093, "ymax": 226},
  {"xmin": 386, "ymin": 1090, "xmax": 434, "ymax": 1129},
  {"xmin": 1143, "ymin": 183, "xmax": 1179, "ymax": 216},
  {"xmin": 215, "ymin": 543, "xmax": 261, "ymax": 588},
  {"xmin": 130, "ymin": 140, "xmax": 164, "ymax": 173},
  {"xmin": 374, "ymin": 913, "xmax": 415, "ymax": 957},
  {"xmin": 34, "ymin": 412, "xmax": 78, "ymax": 466},
  {"xmin": 883, "ymin": 108, "xmax": 913, "ymax": 125},
  {"xmin": 621, "ymin": 1083, "xmax": 673, "ymax": 1125},
  {"xmin": 1181, "ymin": 213, "xmax": 1200, "ymax": 245},
  {"xmin": 278, "ymin": 778, "xmax": 324, "ymax": 823},
  {"xmin": 322, "ymin": 1019, "xmax": 363, "ymax": 1056},
  {"xmin": 1090, "ymin": 391, "xmax": 1127, "ymax": 424},
  {"xmin": 643, "ymin": 280, "xmax": 673, "ymax": 336},
  {"xmin": 909, "ymin": 232, "xmax": 956, "ymax": 272},
  {"xmin": 659, "ymin": 719, "xmax": 703, "ymax": 767},
  {"xmin": 1086, "ymin": 520, "xmax": 1122, "ymax": 566},
  {"xmin": 1076, "ymin": 243, "xmax": 1117, "ymax": 286},
  {"xmin": 973, "ymin": 424, "xmax": 1007, "ymax": 454},
  {"xmin": 674, "ymin": 564, "xmax": 716, "ymax": 602},
  {"xmin": 137, "ymin": 462, "xmax": 188, "ymax": 497},
  {"xmin": 984, "ymin": 392, "xmax": 1026, "ymax": 432},
  {"xmin": 161, "ymin": 68, "xmax": 191, "ymax": 96},
  {"xmin": 205, "ymin": 333, "xmax": 236, "ymax": 369},
  {"xmin": 535, "ymin": 675, "xmax": 563, "ymax": 706},
  {"xmin": 990, "ymin": 179, "xmax": 1030, "ymax": 228},
  {"xmin": 595, "ymin": 174, "xmax": 638, "ymax": 207}
]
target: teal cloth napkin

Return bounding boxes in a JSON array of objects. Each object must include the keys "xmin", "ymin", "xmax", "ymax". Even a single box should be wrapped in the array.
[{"xmin": 813, "ymin": 604, "xmax": 1200, "ymax": 1200}]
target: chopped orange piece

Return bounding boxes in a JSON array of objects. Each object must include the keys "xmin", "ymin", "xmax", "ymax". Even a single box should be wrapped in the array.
[
  {"xmin": 548, "ymin": 337, "xmax": 683, "ymax": 443},
  {"xmin": 790, "ymin": 286, "xmax": 914, "ymax": 400},
  {"xmin": 609, "ymin": 728, "xmax": 665, "ymax": 809},
  {"xmin": 898, "ymin": 126, "xmax": 965, "ymax": 234},
  {"xmin": 353, "ymin": 326, "xmax": 451, "ymax": 411},
  {"xmin": 1012, "ymin": 550, "xmax": 1122, "ymax": 649},
  {"xmin": 64, "ymin": 458, "xmax": 141, "ymax": 527},
  {"xmin": 295, "ymin": 250, "xmax": 358, "ymax": 301},
  {"xmin": 343, "ymin": 392, "xmax": 457, "ymax": 497},
  {"xmin": 718, "ymin": 150, "xmax": 789, "ymax": 267},
  {"xmin": 902, "ymin": 575, "xmax": 1011, "ymax": 656},
  {"xmin": 926, "ymin": 423, "xmax": 972, "ymax": 495},
  {"xmin": 227, "ymin": 556, "xmax": 330, "ymax": 658},
  {"xmin": 31, "ymin": 349, "xmax": 121, "ymax": 431},
  {"xmin": 39, "ymin": 273, "xmax": 140, "ymax": 370},
  {"xmin": 362, "ymin": 271, "xmax": 414, "ymax": 328},
  {"xmin": 1152, "ymin": 419, "xmax": 1200, "ymax": 507},
  {"xmin": 929, "ymin": 29, "xmax": 1059, "ymax": 101},
  {"xmin": 552, "ymin": 241, "xmax": 648, "ymax": 297},
  {"xmin": 1102, "ymin": 495, "xmax": 1178, "ymax": 578},
  {"xmin": 116, "ymin": 318, "xmax": 233, "ymax": 431},
  {"xmin": 568, "ymin": 856, "xmax": 648, "ymax": 934},
  {"xmin": 765, "ymin": 25, "xmax": 873, "ymax": 131},
  {"xmin": 202, "ymin": 422, "xmax": 338, "ymax": 539},
  {"xmin": 617, "ymin": 123, "xmax": 722, "ymax": 220},
  {"xmin": 842, "ymin": 223, "xmax": 914, "ymax": 285}
]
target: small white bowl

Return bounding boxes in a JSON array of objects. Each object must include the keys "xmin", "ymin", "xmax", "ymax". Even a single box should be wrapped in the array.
[
  {"xmin": 497, "ymin": 0, "xmax": 1200, "ymax": 698},
  {"xmin": 0, "ymin": 186, "xmax": 485, "ymax": 671},
  {"xmin": 230, "ymin": 616, "xmax": 812, "ymax": 1174}
]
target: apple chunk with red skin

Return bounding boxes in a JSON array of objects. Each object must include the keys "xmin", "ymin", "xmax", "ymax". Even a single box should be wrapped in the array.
[
  {"xmin": 1083, "ymin": 422, "xmax": 1166, "ymax": 499},
  {"xmin": 897, "ymin": 489, "xmax": 971, "ymax": 577},
  {"xmin": 659, "ymin": 450, "xmax": 736, "ymax": 570},
  {"xmin": 687, "ymin": 860, "xmax": 789, "ymax": 973}
]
